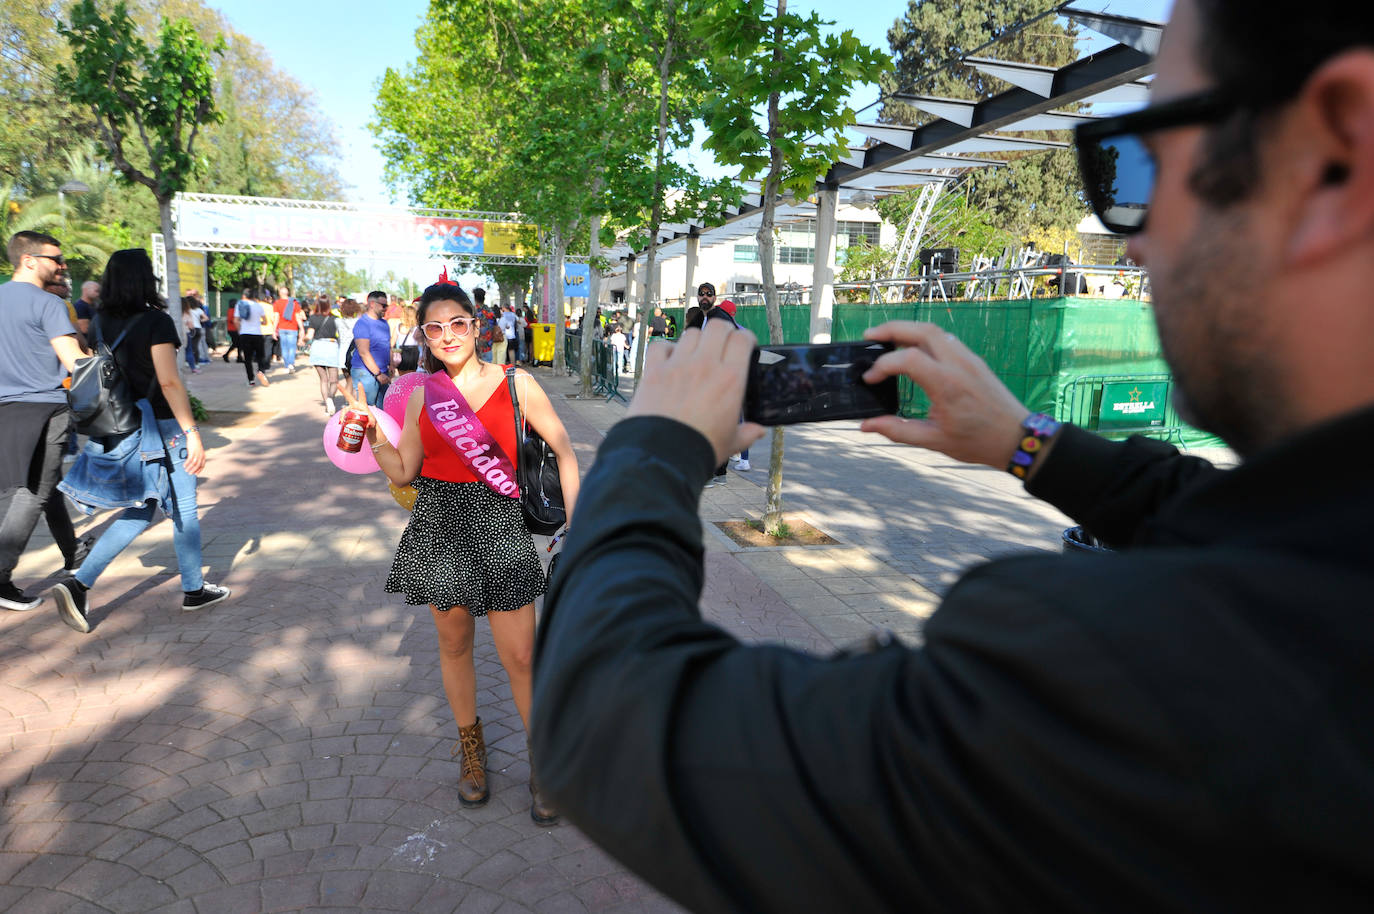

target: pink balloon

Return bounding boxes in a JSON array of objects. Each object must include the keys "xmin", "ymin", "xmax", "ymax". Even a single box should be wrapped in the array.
[
  {"xmin": 383, "ymin": 369, "xmax": 428, "ymax": 427},
  {"xmin": 322, "ymin": 408, "xmax": 403, "ymax": 474}
]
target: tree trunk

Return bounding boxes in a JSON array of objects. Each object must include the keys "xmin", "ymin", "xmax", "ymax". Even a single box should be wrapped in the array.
[
  {"xmin": 633, "ymin": 0, "xmax": 676, "ymax": 383},
  {"xmin": 158, "ymin": 198, "xmax": 187, "ymax": 352},
  {"xmin": 551, "ymin": 228, "xmax": 568, "ymax": 377},
  {"xmin": 759, "ymin": 0, "xmax": 788, "ymax": 535},
  {"xmin": 580, "ymin": 207, "xmax": 601, "ymax": 397}
]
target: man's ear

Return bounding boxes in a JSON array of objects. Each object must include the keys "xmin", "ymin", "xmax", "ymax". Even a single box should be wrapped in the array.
[{"xmin": 1287, "ymin": 50, "xmax": 1374, "ymax": 266}]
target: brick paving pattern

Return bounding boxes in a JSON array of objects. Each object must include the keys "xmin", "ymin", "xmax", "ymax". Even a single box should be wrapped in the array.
[{"xmin": 0, "ymin": 350, "xmax": 1103, "ymax": 911}]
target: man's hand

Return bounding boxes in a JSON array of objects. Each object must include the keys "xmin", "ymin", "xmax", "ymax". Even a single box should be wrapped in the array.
[
  {"xmin": 860, "ymin": 321, "xmax": 1029, "ymax": 469},
  {"xmin": 626, "ymin": 321, "xmax": 765, "ymax": 466}
]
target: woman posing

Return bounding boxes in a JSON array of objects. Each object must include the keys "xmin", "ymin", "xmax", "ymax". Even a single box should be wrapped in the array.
[
  {"xmin": 343, "ymin": 280, "xmax": 579, "ymax": 825},
  {"xmin": 304, "ymin": 299, "xmax": 340, "ymax": 414},
  {"xmin": 51, "ymin": 249, "xmax": 231, "ymax": 633}
]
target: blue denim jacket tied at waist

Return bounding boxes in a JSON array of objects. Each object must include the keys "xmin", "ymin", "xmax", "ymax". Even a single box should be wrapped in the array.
[{"xmin": 58, "ymin": 400, "xmax": 173, "ymax": 515}]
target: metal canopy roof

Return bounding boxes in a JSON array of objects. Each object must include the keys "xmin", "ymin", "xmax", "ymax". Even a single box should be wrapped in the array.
[{"xmin": 611, "ymin": 8, "xmax": 1163, "ymax": 264}]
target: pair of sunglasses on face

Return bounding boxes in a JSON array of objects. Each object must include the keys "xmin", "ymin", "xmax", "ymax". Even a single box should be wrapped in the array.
[
  {"xmin": 420, "ymin": 317, "xmax": 476, "ymax": 340},
  {"xmin": 1074, "ymin": 87, "xmax": 1240, "ymax": 235}
]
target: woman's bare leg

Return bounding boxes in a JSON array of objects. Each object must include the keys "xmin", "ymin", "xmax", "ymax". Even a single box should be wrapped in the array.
[
  {"xmin": 487, "ymin": 603, "xmax": 536, "ymax": 733},
  {"xmin": 430, "ymin": 605, "xmax": 478, "ymax": 727}
]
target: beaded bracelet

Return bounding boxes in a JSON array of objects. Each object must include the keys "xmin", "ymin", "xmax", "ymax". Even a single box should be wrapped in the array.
[
  {"xmin": 1007, "ymin": 412, "xmax": 1061, "ymax": 480},
  {"xmin": 183, "ymin": 425, "xmax": 200, "ymax": 436}
]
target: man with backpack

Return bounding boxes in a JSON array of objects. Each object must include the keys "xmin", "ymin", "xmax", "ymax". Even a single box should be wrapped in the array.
[
  {"xmin": 0, "ymin": 232, "xmax": 85, "ymax": 611},
  {"xmin": 272, "ymin": 287, "xmax": 303, "ymax": 374},
  {"xmin": 235, "ymin": 290, "xmax": 272, "ymax": 387}
]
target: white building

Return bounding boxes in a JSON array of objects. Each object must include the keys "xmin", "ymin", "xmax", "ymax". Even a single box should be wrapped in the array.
[{"xmin": 603, "ymin": 204, "xmax": 894, "ymax": 310}]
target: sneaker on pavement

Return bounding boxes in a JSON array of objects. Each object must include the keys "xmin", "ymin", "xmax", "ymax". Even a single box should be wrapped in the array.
[
  {"xmin": 64, "ymin": 535, "xmax": 94, "ymax": 574},
  {"xmin": 735, "ymin": 459, "xmax": 752, "ymax": 471},
  {"xmin": 256, "ymin": 370, "xmax": 271, "ymax": 387},
  {"xmin": 51, "ymin": 577, "xmax": 91, "ymax": 633},
  {"xmin": 182, "ymin": 583, "xmax": 231, "ymax": 611},
  {"xmin": 705, "ymin": 476, "xmax": 728, "ymax": 489},
  {"xmin": 0, "ymin": 581, "xmax": 41, "ymax": 612}
]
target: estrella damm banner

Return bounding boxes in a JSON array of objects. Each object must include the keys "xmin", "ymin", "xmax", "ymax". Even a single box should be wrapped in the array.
[{"xmin": 1098, "ymin": 380, "xmax": 1169, "ymax": 430}]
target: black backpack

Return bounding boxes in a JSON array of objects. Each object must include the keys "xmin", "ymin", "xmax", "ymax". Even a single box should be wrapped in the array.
[{"xmin": 67, "ymin": 313, "xmax": 150, "ymax": 438}]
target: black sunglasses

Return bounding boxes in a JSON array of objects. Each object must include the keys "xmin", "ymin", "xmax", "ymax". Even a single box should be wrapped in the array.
[
  {"xmin": 31, "ymin": 253, "xmax": 66, "ymax": 265},
  {"xmin": 1075, "ymin": 88, "xmax": 1237, "ymax": 235}
]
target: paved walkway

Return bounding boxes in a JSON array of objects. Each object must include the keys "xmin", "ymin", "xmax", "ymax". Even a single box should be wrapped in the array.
[{"xmin": 1, "ymin": 347, "xmax": 1096, "ymax": 912}]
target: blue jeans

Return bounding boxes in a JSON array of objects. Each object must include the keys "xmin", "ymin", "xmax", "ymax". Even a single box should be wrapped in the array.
[
  {"xmin": 184, "ymin": 328, "xmax": 203, "ymax": 370},
  {"xmin": 350, "ymin": 367, "xmax": 386, "ymax": 406},
  {"xmin": 279, "ymin": 329, "xmax": 299, "ymax": 368},
  {"xmin": 75, "ymin": 418, "xmax": 204, "ymax": 592}
]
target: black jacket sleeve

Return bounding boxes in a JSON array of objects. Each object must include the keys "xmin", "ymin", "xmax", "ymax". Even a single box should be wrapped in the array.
[
  {"xmin": 531, "ymin": 418, "xmax": 1217, "ymax": 913},
  {"xmin": 1026, "ymin": 424, "xmax": 1223, "ymax": 547}
]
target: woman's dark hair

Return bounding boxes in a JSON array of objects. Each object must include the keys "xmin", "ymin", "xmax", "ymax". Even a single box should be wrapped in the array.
[
  {"xmin": 100, "ymin": 249, "xmax": 164, "ymax": 319},
  {"xmin": 314, "ymin": 300, "xmax": 331, "ymax": 316},
  {"xmin": 417, "ymin": 282, "xmax": 475, "ymax": 374},
  {"xmin": 340, "ymin": 299, "xmax": 361, "ymax": 318},
  {"xmin": 685, "ymin": 306, "xmax": 705, "ymax": 330}
]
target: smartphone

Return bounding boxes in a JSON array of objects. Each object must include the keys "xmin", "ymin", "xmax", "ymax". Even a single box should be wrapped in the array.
[{"xmin": 743, "ymin": 341, "xmax": 898, "ymax": 426}]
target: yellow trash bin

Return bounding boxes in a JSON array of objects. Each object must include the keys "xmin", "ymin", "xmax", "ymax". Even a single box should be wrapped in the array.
[{"xmin": 531, "ymin": 323, "xmax": 557, "ymax": 365}]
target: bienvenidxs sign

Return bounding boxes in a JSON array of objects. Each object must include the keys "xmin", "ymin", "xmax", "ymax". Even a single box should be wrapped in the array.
[{"xmin": 175, "ymin": 198, "xmax": 535, "ymax": 258}]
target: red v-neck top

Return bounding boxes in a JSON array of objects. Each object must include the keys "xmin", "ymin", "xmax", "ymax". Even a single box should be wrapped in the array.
[{"xmin": 419, "ymin": 380, "xmax": 520, "ymax": 483}]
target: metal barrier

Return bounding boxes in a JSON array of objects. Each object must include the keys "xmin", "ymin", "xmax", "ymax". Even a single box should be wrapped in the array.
[
  {"xmin": 1063, "ymin": 373, "xmax": 1185, "ymax": 446},
  {"xmin": 592, "ymin": 340, "xmax": 626, "ymax": 403},
  {"xmin": 565, "ymin": 330, "xmax": 581, "ymax": 374}
]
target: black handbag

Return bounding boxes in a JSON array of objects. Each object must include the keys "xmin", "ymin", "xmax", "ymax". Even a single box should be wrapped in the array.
[
  {"xmin": 68, "ymin": 313, "xmax": 149, "ymax": 438},
  {"xmin": 506, "ymin": 367, "xmax": 565, "ymax": 535}
]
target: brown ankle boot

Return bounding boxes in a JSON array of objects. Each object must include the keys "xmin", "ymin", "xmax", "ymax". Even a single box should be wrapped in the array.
[
  {"xmin": 528, "ymin": 742, "xmax": 559, "ymax": 826},
  {"xmin": 453, "ymin": 719, "xmax": 488, "ymax": 807}
]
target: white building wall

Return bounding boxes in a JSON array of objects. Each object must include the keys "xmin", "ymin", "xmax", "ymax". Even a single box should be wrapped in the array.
[{"xmin": 606, "ymin": 205, "xmax": 886, "ymax": 310}]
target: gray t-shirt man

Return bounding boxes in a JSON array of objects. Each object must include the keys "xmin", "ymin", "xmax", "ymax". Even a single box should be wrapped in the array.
[{"xmin": 0, "ymin": 280, "xmax": 77, "ymax": 404}]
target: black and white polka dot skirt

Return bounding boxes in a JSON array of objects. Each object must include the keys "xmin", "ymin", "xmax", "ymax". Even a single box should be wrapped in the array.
[{"xmin": 385, "ymin": 476, "xmax": 545, "ymax": 616}]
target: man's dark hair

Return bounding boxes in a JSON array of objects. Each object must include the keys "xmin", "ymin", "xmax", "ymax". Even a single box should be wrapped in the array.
[
  {"xmin": 100, "ymin": 249, "xmax": 165, "ymax": 319},
  {"xmin": 1189, "ymin": 1, "xmax": 1374, "ymax": 204},
  {"xmin": 473, "ymin": 287, "xmax": 486, "ymax": 304},
  {"xmin": 7, "ymin": 230, "xmax": 61, "ymax": 266},
  {"xmin": 367, "ymin": 290, "xmax": 387, "ymax": 304}
]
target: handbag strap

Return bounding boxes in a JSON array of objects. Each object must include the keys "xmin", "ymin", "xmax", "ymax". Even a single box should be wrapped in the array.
[{"xmin": 505, "ymin": 366, "xmax": 526, "ymax": 445}]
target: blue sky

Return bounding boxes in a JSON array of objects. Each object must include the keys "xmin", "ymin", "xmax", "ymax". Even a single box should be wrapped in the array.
[{"xmin": 214, "ymin": 0, "xmax": 1173, "ymax": 208}]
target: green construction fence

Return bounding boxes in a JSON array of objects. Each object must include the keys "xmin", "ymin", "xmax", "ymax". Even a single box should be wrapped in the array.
[{"xmin": 673, "ymin": 298, "xmax": 1219, "ymax": 448}]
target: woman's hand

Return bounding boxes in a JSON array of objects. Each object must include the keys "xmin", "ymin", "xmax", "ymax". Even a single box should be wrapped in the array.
[{"xmin": 183, "ymin": 430, "xmax": 207, "ymax": 475}]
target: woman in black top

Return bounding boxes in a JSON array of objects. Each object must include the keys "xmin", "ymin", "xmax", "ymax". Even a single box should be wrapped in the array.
[
  {"xmin": 304, "ymin": 299, "xmax": 340, "ymax": 414},
  {"xmin": 50, "ymin": 249, "xmax": 230, "ymax": 633}
]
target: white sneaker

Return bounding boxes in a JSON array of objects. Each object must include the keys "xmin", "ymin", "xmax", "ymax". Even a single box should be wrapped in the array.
[{"xmin": 735, "ymin": 459, "xmax": 751, "ymax": 471}]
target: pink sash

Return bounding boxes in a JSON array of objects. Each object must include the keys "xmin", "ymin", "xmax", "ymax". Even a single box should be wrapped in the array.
[{"xmin": 423, "ymin": 371, "xmax": 520, "ymax": 498}]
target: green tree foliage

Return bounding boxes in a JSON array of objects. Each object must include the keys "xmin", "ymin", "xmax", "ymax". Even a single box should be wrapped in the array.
[
  {"xmin": 594, "ymin": 0, "xmax": 739, "ymax": 381},
  {"xmin": 695, "ymin": 0, "xmax": 888, "ymax": 533},
  {"xmin": 59, "ymin": 0, "xmax": 224, "ymax": 323},
  {"xmin": 377, "ymin": 0, "xmax": 627, "ymax": 375},
  {"xmin": 4, "ymin": 0, "xmax": 343, "ymax": 292},
  {"xmin": 881, "ymin": 0, "xmax": 1086, "ymax": 238}
]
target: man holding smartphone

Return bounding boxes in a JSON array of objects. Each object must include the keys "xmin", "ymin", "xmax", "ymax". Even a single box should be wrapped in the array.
[{"xmin": 531, "ymin": 1, "xmax": 1374, "ymax": 909}]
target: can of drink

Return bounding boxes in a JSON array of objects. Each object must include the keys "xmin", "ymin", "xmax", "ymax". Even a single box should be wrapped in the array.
[{"xmin": 337, "ymin": 410, "xmax": 368, "ymax": 453}]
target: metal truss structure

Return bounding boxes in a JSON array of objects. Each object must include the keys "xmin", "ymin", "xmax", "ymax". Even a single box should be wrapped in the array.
[{"xmin": 170, "ymin": 192, "xmax": 551, "ymax": 265}]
